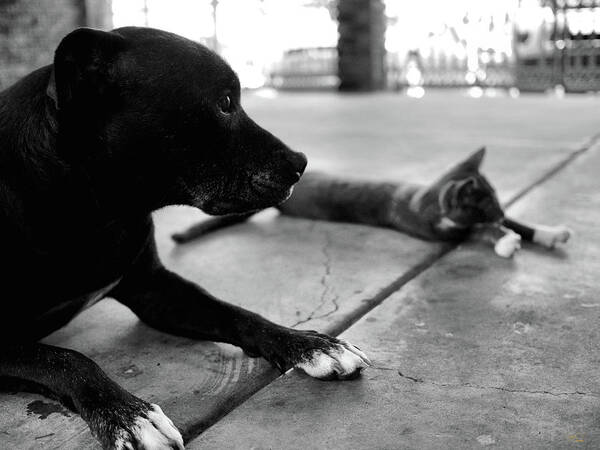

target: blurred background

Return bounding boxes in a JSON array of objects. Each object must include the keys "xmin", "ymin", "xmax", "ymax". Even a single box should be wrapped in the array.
[{"xmin": 1, "ymin": 0, "xmax": 600, "ymax": 95}]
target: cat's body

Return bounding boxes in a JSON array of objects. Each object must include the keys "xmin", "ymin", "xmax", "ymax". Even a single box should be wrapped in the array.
[
  {"xmin": 173, "ymin": 148, "xmax": 571, "ymax": 257},
  {"xmin": 280, "ymin": 176, "xmax": 428, "ymax": 237}
]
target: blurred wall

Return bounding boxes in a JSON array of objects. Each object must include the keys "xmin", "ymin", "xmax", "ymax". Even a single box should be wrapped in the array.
[{"xmin": 0, "ymin": 0, "xmax": 112, "ymax": 90}]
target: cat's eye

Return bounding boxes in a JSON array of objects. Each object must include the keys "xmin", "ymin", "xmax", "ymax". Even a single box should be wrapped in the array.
[{"xmin": 217, "ymin": 95, "xmax": 233, "ymax": 115}]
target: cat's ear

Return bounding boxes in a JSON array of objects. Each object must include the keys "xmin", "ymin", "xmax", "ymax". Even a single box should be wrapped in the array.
[
  {"xmin": 460, "ymin": 147, "xmax": 486, "ymax": 171},
  {"xmin": 457, "ymin": 176, "xmax": 479, "ymax": 195},
  {"xmin": 435, "ymin": 147, "xmax": 486, "ymax": 185}
]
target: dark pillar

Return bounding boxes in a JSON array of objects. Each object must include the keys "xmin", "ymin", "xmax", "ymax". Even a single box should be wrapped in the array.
[
  {"xmin": 84, "ymin": 0, "xmax": 113, "ymax": 30},
  {"xmin": 337, "ymin": 0, "xmax": 386, "ymax": 91}
]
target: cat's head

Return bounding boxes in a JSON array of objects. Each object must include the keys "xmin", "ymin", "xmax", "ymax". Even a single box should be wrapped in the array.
[{"xmin": 430, "ymin": 147, "xmax": 503, "ymax": 227}]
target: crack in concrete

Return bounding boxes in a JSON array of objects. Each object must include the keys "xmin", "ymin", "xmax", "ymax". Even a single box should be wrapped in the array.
[
  {"xmin": 291, "ymin": 228, "xmax": 340, "ymax": 328},
  {"xmin": 390, "ymin": 369, "xmax": 599, "ymax": 398}
]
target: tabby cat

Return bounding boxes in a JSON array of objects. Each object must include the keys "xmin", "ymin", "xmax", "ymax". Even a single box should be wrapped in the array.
[{"xmin": 173, "ymin": 148, "xmax": 571, "ymax": 257}]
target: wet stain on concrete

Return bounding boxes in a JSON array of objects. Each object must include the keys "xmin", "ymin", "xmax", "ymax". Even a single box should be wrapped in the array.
[
  {"xmin": 513, "ymin": 310, "xmax": 537, "ymax": 324},
  {"xmin": 26, "ymin": 400, "xmax": 70, "ymax": 420}
]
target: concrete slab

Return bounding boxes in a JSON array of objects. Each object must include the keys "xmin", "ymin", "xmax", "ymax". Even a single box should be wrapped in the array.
[
  {"xmin": 1, "ymin": 92, "xmax": 599, "ymax": 448},
  {"xmin": 191, "ymin": 141, "xmax": 600, "ymax": 448}
]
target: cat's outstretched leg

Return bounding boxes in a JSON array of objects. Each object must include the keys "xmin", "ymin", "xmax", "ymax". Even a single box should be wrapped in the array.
[
  {"xmin": 472, "ymin": 223, "xmax": 522, "ymax": 258},
  {"xmin": 172, "ymin": 212, "xmax": 256, "ymax": 243},
  {"xmin": 503, "ymin": 217, "xmax": 572, "ymax": 249}
]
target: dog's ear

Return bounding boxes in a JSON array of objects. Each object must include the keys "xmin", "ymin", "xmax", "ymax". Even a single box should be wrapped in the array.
[{"xmin": 47, "ymin": 28, "xmax": 126, "ymax": 110}]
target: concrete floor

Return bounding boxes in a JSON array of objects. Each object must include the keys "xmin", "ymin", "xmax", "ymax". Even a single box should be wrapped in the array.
[
  {"xmin": 193, "ymin": 133, "xmax": 600, "ymax": 450},
  {"xmin": 1, "ymin": 90, "xmax": 599, "ymax": 448}
]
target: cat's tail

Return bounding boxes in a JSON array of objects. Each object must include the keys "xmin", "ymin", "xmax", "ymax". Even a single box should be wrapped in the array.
[{"xmin": 171, "ymin": 212, "xmax": 256, "ymax": 243}]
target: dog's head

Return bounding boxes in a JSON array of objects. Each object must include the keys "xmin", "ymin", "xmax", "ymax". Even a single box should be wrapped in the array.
[{"xmin": 47, "ymin": 27, "xmax": 306, "ymax": 215}]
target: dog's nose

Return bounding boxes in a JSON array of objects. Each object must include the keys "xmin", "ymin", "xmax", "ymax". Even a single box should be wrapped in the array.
[{"xmin": 289, "ymin": 151, "xmax": 307, "ymax": 179}]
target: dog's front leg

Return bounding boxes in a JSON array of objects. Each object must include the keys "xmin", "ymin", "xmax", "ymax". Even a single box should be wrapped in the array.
[
  {"xmin": 113, "ymin": 242, "xmax": 370, "ymax": 380},
  {"xmin": 0, "ymin": 343, "xmax": 183, "ymax": 449}
]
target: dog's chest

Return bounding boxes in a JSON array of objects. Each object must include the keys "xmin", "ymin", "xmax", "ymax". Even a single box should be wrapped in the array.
[
  {"xmin": 33, "ymin": 217, "xmax": 153, "ymax": 288},
  {"xmin": 80, "ymin": 278, "xmax": 122, "ymax": 309},
  {"xmin": 10, "ymin": 217, "xmax": 154, "ymax": 318},
  {"xmin": 42, "ymin": 278, "xmax": 122, "ymax": 321}
]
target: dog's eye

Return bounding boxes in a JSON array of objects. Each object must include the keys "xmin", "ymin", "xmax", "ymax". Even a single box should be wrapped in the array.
[{"xmin": 217, "ymin": 95, "xmax": 232, "ymax": 114}]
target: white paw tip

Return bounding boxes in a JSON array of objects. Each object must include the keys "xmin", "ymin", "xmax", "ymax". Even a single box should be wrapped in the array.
[
  {"xmin": 534, "ymin": 225, "xmax": 573, "ymax": 248},
  {"xmin": 114, "ymin": 435, "xmax": 131, "ymax": 450},
  {"xmin": 115, "ymin": 404, "xmax": 184, "ymax": 450},
  {"xmin": 494, "ymin": 232, "xmax": 521, "ymax": 258},
  {"xmin": 147, "ymin": 404, "xmax": 184, "ymax": 449},
  {"xmin": 296, "ymin": 340, "xmax": 371, "ymax": 380}
]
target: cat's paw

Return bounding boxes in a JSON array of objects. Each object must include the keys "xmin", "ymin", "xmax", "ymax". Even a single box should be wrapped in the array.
[
  {"xmin": 533, "ymin": 225, "xmax": 572, "ymax": 249},
  {"xmin": 494, "ymin": 231, "xmax": 521, "ymax": 258}
]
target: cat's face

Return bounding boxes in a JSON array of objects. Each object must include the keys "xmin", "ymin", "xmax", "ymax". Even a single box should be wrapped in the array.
[{"xmin": 434, "ymin": 148, "xmax": 504, "ymax": 226}]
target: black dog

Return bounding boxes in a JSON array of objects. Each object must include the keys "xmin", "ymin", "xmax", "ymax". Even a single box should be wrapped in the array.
[{"xmin": 0, "ymin": 27, "xmax": 370, "ymax": 449}]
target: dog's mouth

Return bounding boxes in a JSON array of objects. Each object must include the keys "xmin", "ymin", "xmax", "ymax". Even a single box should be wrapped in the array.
[
  {"xmin": 201, "ymin": 184, "xmax": 294, "ymax": 216},
  {"xmin": 251, "ymin": 173, "xmax": 297, "ymax": 191},
  {"xmin": 191, "ymin": 171, "xmax": 298, "ymax": 216},
  {"xmin": 203, "ymin": 200, "xmax": 258, "ymax": 215},
  {"xmin": 250, "ymin": 177, "xmax": 295, "ymax": 204}
]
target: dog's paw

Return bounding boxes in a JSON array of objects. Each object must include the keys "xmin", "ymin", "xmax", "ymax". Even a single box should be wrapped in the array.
[
  {"xmin": 250, "ymin": 328, "xmax": 371, "ymax": 381},
  {"xmin": 494, "ymin": 231, "xmax": 521, "ymax": 258},
  {"xmin": 533, "ymin": 224, "xmax": 572, "ymax": 249},
  {"xmin": 112, "ymin": 404, "xmax": 184, "ymax": 450},
  {"xmin": 295, "ymin": 338, "xmax": 371, "ymax": 380}
]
